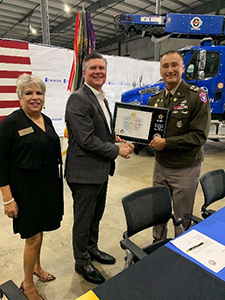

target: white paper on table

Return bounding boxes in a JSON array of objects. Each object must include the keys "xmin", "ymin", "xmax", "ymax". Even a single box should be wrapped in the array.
[{"xmin": 171, "ymin": 229, "xmax": 225, "ymax": 273}]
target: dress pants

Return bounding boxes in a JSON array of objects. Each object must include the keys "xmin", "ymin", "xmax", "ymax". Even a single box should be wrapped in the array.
[
  {"xmin": 67, "ymin": 179, "xmax": 108, "ymax": 266},
  {"xmin": 153, "ymin": 161, "xmax": 202, "ymax": 240}
]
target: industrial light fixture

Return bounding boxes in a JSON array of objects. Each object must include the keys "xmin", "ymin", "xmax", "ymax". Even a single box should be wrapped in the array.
[
  {"xmin": 30, "ymin": 25, "xmax": 37, "ymax": 35},
  {"xmin": 28, "ymin": 17, "xmax": 37, "ymax": 35},
  {"xmin": 64, "ymin": 4, "xmax": 70, "ymax": 13}
]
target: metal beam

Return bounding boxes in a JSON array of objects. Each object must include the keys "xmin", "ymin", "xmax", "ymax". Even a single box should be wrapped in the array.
[
  {"xmin": 50, "ymin": 0, "xmax": 123, "ymax": 33},
  {"xmin": 19, "ymin": 4, "xmax": 40, "ymax": 24},
  {"xmin": 96, "ymin": 32, "xmax": 136, "ymax": 49},
  {"xmin": 31, "ymin": 0, "xmax": 123, "ymax": 43},
  {"xmin": 154, "ymin": 0, "xmax": 161, "ymax": 61},
  {"xmin": 40, "ymin": 0, "xmax": 50, "ymax": 45},
  {"xmin": 169, "ymin": 0, "xmax": 190, "ymax": 10},
  {"xmin": 97, "ymin": 0, "xmax": 225, "ymax": 51},
  {"xmin": 183, "ymin": 0, "xmax": 225, "ymax": 14},
  {"xmin": 88, "ymin": 0, "xmax": 124, "ymax": 12}
]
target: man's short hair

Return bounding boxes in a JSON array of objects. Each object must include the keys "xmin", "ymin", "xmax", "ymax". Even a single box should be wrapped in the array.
[
  {"xmin": 161, "ymin": 50, "xmax": 183, "ymax": 61},
  {"xmin": 82, "ymin": 53, "xmax": 107, "ymax": 71}
]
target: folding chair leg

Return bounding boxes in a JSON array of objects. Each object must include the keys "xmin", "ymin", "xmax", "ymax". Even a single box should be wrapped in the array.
[{"xmin": 0, "ymin": 280, "xmax": 27, "ymax": 300}]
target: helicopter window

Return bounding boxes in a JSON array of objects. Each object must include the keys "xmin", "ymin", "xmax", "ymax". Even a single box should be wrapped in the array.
[{"xmin": 185, "ymin": 51, "xmax": 220, "ymax": 80}]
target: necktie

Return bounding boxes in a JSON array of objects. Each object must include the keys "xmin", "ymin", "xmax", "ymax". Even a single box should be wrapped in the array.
[{"xmin": 165, "ymin": 92, "xmax": 172, "ymax": 107}]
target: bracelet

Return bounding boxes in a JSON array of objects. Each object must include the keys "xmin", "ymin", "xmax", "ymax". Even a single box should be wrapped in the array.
[{"xmin": 3, "ymin": 198, "xmax": 15, "ymax": 205}]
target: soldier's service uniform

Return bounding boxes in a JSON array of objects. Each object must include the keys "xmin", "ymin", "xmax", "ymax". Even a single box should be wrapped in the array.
[{"xmin": 148, "ymin": 79, "xmax": 211, "ymax": 239}]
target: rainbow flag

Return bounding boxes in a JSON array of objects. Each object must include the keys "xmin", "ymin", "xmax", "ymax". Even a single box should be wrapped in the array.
[{"xmin": 67, "ymin": 10, "xmax": 96, "ymax": 92}]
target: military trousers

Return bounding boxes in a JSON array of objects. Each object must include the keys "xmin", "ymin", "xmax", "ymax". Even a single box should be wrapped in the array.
[{"xmin": 152, "ymin": 161, "xmax": 202, "ymax": 240}]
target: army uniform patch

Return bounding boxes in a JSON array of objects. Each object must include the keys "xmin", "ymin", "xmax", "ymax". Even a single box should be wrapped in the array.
[{"xmin": 199, "ymin": 92, "xmax": 207, "ymax": 103}]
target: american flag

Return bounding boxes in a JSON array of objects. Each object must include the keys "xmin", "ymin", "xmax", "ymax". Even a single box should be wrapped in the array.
[{"xmin": 0, "ymin": 39, "xmax": 32, "ymax": 121}]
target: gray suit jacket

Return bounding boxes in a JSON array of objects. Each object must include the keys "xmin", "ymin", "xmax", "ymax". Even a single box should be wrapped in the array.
[{"xmin": 65, "ymin": 84, "xmax": 119, "ymax": 184}]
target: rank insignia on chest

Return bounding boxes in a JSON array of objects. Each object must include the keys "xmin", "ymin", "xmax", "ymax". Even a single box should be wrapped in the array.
[
  {"xmin": 176, "ymin": 120, "xmax": 183, "ymax": 128},
  {"xmin": 174, "ymin": 105, "xmax": 188, "ymax": 111}
]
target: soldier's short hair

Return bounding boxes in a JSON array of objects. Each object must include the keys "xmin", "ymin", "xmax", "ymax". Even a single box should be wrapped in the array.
[{"xmin": 161, "ymin": 50, "xmax": 183, "ymax": 61}]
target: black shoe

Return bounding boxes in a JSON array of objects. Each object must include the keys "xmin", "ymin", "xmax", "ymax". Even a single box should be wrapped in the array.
[
  {"xmin": 90, "ymin": 249, "xmax": 116, "ymax": 264},
  {"xmin": 75, "ymin": 262, "xmax": 105, "ymax": 284}
]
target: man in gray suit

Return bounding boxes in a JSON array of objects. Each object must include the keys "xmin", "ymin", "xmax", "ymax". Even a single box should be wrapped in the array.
[{"xmin": 65, "ymin": 53, "xmax": 132, "ymax": 284}]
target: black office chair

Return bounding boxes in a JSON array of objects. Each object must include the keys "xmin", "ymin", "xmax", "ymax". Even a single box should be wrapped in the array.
[
  {"xmin": 200, "ymin": 168, "xmax": 225, "ymax": 218},
  {"xmin": 120, "ymin": 186, "xmax": 184, "ymax": 268},
  {"xmin": 184, "ymin": 169, "xmax": 225, "ymax": 224}
]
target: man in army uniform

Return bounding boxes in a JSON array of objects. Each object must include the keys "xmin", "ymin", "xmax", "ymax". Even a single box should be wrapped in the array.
[{"xmin": 134, "ymin": 50, "xmax": 211, "ymax": 240}]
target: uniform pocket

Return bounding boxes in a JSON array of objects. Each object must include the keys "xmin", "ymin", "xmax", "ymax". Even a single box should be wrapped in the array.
[{"xmin": 167, "ymin": 113, "xmax": 190, "ymax": 134}]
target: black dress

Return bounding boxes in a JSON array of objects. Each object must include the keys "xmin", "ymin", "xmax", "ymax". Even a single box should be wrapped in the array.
[{"xmin": 0, "ymin": 109, "xmax": 64, "ymax": 239}]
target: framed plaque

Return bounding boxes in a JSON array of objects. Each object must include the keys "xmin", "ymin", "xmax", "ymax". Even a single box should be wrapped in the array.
[{"xmin": 113, "ymin": 102, "xmax": 169, "ymax": 144}]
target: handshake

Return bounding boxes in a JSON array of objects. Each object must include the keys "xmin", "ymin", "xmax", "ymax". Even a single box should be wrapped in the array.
[{"xmin": 116, "ymin": 136, "xmax": 134, "ymax": 159}]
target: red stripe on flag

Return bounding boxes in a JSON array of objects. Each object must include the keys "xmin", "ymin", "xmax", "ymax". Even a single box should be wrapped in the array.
[
  {"xmin": 0, "ymin": 70, "xmax": 32, "ymax": 78},
  {"xmin": 0, "ymin": 86, "xmax": 17, "ymax": 93},
  {"xmin": 0, "ymin": 39, "xmax": 29, "ymax": 50},
  {"xmin": 0, "ymin": 55, "xmax": 31, "ymax": 64},
  {"xmin": 0, "ymin": 39, "xmax": 31, "ymax": 121},
  {"xmin": 0, "ymin": 101, "xmax": 20, "ymax": 108},
  {"xmin": 0, "ymin": 116, "xmax": 5, "ymax": 122}
]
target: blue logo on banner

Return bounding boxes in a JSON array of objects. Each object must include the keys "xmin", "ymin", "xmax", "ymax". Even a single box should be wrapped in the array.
[{"xmin": 45, "ymin": 77, "xmax": 68, "ymax": 84}]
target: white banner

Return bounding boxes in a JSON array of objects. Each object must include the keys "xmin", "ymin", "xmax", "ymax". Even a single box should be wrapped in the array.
[
  {"xmin": 29, "ymin": 44, "xmax": 73, "ymax": 136},
  {"xmin": 103, "ymin": 55, "xmax": 160, "ymax": 113}
]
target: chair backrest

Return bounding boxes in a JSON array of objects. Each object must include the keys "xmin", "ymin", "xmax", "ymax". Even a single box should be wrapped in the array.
[
  {"xmin": 200, "ymin": 169, "xmax": 225, "ymax": 209},
  {"xmin": 122, "ymin": 186, "xmax": 172, "ymax": 237}
]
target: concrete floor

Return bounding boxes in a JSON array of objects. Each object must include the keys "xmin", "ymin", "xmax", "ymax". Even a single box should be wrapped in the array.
[{"xmin": 1, "ymin": 139, "xmax": 225, "ymax": 299}]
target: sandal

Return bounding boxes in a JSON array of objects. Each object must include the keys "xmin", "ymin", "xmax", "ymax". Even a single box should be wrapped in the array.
[
  {"xmin": 33, "ymin": 271, "xmax": 56, "ymax": 282},
  {"xmin": 20, "ymin": 282, "xmax": 44, "ymax": 300}
]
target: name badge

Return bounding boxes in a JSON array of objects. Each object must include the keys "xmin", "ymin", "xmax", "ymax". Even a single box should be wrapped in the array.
[{"xmin": 18, "ymin": 127, "xmax": 34, "ymax": 136}]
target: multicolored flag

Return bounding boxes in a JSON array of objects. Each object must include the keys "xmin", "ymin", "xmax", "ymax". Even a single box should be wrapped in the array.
[
  {"xmin": 67, "ymin": 10, "xmax": 96, "ymax": 92},
  {"xmin": 0, "ymin": 39, "xmax": 32, "ymax": 121}
]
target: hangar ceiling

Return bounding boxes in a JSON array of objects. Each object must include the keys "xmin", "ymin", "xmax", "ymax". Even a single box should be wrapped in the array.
[{"xmin": 0, "ymin": 0, "xmax": 225, "ymax": 53}]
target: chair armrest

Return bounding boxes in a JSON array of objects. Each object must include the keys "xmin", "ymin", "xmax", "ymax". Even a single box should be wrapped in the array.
[
  {"xmin": 120, "ymin": 238, "xmax": 148, "ymax": 260},
  {"xmin": 171, "ymin": 214, "xmax": 183, "ymax": 226},
  {"xmin": 208, "ymin": 209, "xmax": 216, "ymax": 214},
  {"xmin": 183, "ymin": 213, "xmax": 202, "ymax": 224},
  {"xmin": 202, "ymin": 209, "xmax": 216, "ymax": 219}
]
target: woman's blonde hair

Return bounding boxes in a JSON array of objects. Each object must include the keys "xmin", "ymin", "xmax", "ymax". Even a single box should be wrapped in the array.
[{"xmin": 16, "ymin": 73, "xmax": 46, "ymax": 98}]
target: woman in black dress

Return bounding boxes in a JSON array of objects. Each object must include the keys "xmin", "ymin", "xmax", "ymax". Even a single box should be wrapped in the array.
[{"xmin": 0, "ymin": 73, "xmax": 63, "ymax": 300}]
